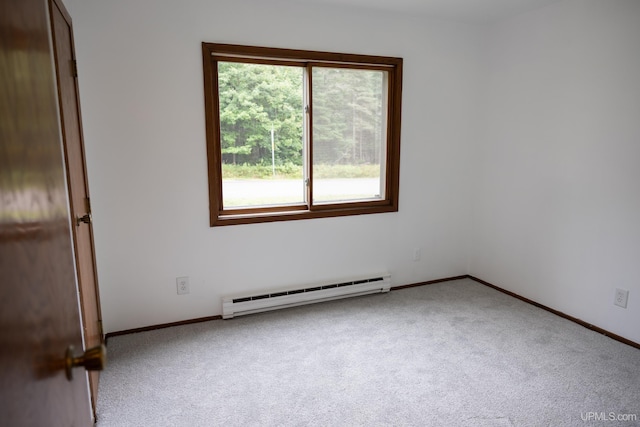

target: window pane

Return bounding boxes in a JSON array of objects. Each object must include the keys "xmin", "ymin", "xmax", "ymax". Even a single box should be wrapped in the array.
[
  {"xmin": 218, "ymin": 62, "xmax": 305, "ymax": 208},
  {"xmin": 311, "ymin": 67, "xmax": 387, "ymax": 204}
]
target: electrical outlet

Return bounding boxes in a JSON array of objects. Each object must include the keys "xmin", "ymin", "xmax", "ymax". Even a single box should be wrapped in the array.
[
  {"xmin": 176, "ymin": 277, "xmax": 190, "ymax": 295},
  {"xmin": 413, "ymin": 247, "xmax": 421, "ymax": 262},
  {"xmin": 614, "ymin": 288, "xmax": 628, "ymax": 308}
]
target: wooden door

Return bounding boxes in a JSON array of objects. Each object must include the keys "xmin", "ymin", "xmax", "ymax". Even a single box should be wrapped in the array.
[
  {"xmin": 0, "ymin": 0, "xmax": 92, "ymax": 425},
  {"xmin": 49, "ymin": 0, "xmax": 104, "ymax": 410}
]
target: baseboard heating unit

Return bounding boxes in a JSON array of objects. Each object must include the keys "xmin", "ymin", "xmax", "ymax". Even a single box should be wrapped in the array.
[{"xmin": 222, "ymin": 273, "xmax": 391, "ymax": 319}]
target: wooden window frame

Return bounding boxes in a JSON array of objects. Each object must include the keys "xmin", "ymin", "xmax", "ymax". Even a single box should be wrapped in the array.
[{"xmin": 202, "ymin": 43, "xmax": 403, "ymax": 226}]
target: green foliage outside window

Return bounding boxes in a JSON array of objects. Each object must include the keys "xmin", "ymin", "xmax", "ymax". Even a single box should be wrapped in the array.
[
  {"xmin": 217, "ymin": 62, "xmax": 385, "ymax": 169},
  {"xmin": 218, "ymin": 62, "xmax": 303, "ymax": 166}
]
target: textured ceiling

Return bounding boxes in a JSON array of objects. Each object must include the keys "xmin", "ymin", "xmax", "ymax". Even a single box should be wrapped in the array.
[{"xmin": 291, "ymin": 0, "xmax": 564, "ymax": 23}]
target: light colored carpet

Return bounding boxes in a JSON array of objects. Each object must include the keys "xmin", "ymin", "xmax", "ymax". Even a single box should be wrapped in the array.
[{"xmin": 96, "ymin": 279, "xmax": 640, "ymax": 426}]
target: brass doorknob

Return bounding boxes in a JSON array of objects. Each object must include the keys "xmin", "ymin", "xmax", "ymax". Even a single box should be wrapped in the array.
[
  {"xmin": 65, "ymin": 344, "xmax": 106, "ymax": 381},
  {"xmin": 76, "ymin": 212, "xmax": 92, "ymax": 226}
]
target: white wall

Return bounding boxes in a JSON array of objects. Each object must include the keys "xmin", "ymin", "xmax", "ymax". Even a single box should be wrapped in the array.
[
  {"xmin": 67, "ymin": 0, "xmax": 639, "ymax": 344},
  {"xmin": 470, "ymin": 0, "xmax": 640, "ymax": 343},
  {"xmin": 66, "ymin": 0, "xmax": 481, "ymax": 333}
]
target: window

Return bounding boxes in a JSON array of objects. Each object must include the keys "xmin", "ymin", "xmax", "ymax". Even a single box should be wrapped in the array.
[{"xmin": 202, "ymin": 43, "xmax": 403, "ymax": 226}]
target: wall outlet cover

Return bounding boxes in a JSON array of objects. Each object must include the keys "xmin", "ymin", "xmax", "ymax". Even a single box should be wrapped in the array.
[
  {"xmin": 177, "ymin": 277, "xmax": 190, "ymax": 295},
  {"xmin": 614, "ymin": 288, "xmax": 629, "ymax": 308}
]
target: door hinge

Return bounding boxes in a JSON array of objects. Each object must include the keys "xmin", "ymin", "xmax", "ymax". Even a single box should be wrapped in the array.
[
  {"xmin": 98, "ymin": 320, "xmax": 104, "ymax": 341},
  {"xmin": 71, "ymin": 59, "xmax": 78, "ymax": 78}
]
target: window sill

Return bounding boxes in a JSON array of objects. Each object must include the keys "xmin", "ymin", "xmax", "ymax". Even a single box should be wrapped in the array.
[{"xmin": 212, "ymin": 204, "xmax": 398, "ymax": 226}]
